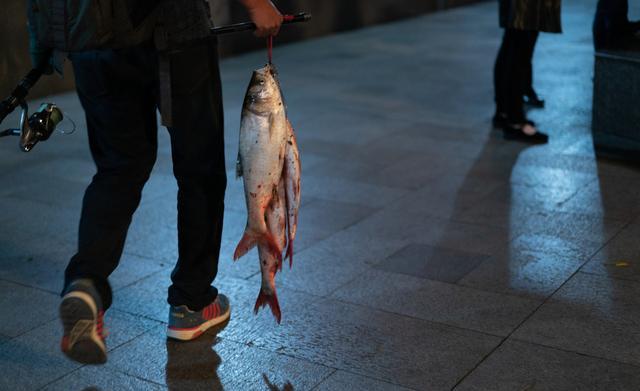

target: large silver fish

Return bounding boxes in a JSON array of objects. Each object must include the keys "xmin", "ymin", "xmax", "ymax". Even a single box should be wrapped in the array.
[{"xmin": 234, "ymin": 64, "xmax": 288, "ymax": 262}]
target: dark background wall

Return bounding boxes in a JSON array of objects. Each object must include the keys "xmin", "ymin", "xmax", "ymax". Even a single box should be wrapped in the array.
[{"xmin": 0, "ymin": 0, "xmax": 489, "ymax": 99}]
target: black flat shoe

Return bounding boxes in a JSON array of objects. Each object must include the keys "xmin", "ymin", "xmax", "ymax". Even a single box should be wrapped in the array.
[
  {"xmin": 503, "ymin": 124, "xmax": 548, "ymax": 144},
  {"xmin": 523, "ymin": 93, "xmax": 545, "ymax": 108}
]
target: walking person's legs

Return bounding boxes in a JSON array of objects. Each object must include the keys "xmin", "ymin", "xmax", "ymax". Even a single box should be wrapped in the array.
[
  {"xmin": 163, "ymin": 41, "xmax": 230, "ymax": 341},
  {"xmin": 61, "ymin": 45, "xmax": 159, "ymax": 364}
]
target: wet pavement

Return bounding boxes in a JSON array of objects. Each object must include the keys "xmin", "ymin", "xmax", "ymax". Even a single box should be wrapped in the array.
[{"xmin": 2, "ymin": 0, "xmax": 640, "ymax": 390}]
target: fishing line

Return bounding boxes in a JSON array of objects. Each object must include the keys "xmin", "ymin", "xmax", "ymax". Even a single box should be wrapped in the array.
[{"xmin": 266, "ymin": 15, "xmax": 297, "ymax": 64}]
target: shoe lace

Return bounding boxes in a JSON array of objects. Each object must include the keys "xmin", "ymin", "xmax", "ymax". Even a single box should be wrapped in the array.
[{"xmin": 97, "ymin": 311, "xmax": 108, "ymax": 340}]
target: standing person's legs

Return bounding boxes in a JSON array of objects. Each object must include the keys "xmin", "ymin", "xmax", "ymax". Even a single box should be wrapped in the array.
[
  {"xmin": 523, "ymin": 31, "xmax": 540, "ymax": 98},
  {"xmin": 165, "ymin": 41, "xmax": 227, "ymax": 312},
  {"xmin": 494, "ymin": 28, "xmax": 517, "ymax": 123},
  {"xmin": 503, "ymin": 30, "xmax": 548, "ymax": 142},
  {"xmin": 505, "ymin": 29, "xmax": 532, "ymax": 124}
]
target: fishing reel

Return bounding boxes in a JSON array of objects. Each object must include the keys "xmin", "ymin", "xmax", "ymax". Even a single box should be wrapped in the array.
[
  {"xmin": 0, "ymin": 68, "xmax": 73, "ymax": 152},
  {"xmin": 0, "ymin": 102, "xmax": 68, "ymax": 152}
]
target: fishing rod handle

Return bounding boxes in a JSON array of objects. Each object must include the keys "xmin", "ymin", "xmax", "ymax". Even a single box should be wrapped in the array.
[
  {"xmin": 0, "ymin": 68, "xmax": 43, "ymax": 125},
  {"xmin": 210, "ymin": 12, "xmax": 312, "ymax": 36}
]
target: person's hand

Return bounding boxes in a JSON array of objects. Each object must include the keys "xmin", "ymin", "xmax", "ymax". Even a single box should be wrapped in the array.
[{"xmin": 243, "ymin": 0, "xmax": 283, "ymax": 38}]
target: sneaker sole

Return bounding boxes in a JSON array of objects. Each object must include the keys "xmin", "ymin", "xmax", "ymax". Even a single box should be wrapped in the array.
[
  {"xmin": 60, "ymin": 291, "xmax": 107, "ymax": 364},
  {"xmin": 166, "ymin": 305, "xmax": 231, "ymax": 341}
]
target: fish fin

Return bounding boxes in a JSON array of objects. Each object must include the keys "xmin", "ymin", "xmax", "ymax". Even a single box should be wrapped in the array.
[
  {"xmin": 233, "ymin": 231, "xmax": 257, "ymax": 261},
  {"xmin": 254, "ymin": 289, "xmax": 282, "ymax": 324},
  {"xmin": 234, "ymin": 230, "xmax": 282, "ymax": 263}
]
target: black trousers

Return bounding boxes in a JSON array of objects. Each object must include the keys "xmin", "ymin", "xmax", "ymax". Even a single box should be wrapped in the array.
[
  {"xmin": 494, "ymin": 28, "xmax": 539, "ymax": 122},
  {"xmin": 65, "ymin": 41, "xmax": 226, "ymax": 311}
]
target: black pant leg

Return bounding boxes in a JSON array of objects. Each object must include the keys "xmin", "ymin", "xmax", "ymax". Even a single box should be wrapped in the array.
[
  {"xmin": 523, "ymin": 31, "xmax": 539, "ymax": 96},
  {"xmin": 494, "ymin": 28, "xmax": 515, "ymax": 115},
  {"xmin": 504, "ymin": 29, "xmax": 535, "ymax": 123},
  {"xmin": 493, "ymin": 29, "xmax": 509, "ymax": 113},
  {"xmin": 165, "ymin": 41, "xmax": 227, "ymax": 311},
  {"xmin": 64, "ymin": 47, "xmax": 159, "ymax": 309}
]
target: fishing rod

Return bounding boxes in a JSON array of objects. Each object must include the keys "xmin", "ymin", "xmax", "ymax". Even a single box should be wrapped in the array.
[{"xmin": 1, "ymin": 12, "xmax": 312, "ymax": 151}]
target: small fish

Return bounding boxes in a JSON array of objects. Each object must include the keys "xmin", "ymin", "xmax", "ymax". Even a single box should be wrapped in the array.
[
  {"xmin": 255, "ymin": 178, "xmax": 287, "ymax": 323},
  {"xmin": 234, "ymin": 64, "xmax": 288, "ymax": 262},
  {"xmin": 283, "ymin": 120, "xmax": 301, "ymax": 267}
]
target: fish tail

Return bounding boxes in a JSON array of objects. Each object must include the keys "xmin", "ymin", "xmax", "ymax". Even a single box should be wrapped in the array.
[
  {"xmin": 233, "ymin": 231, "xmax": 258, "ymax": 261},
  {"xmin": 253, "ymin": 288, "xmax": 282, "ymax": 324}
]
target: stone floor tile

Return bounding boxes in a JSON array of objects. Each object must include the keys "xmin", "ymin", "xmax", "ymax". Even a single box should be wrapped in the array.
[
  {"xmin": 1, "ymin": 176, "xmax": 86, "ymax": 210},
  {"xmin": 363, "ymin": 153, "xmax": 472, "ymax": 190},
  {"xmin": 384, "ymin": 173, "xmax": 505, "ymax": 221},
  {"xmin": 510, "ymin": 211, "xmax": 628, "ymax": 248},
  {"xmin": 112, "ymin": 270, "xmax": 172, "ymax": 323},
  {"xmin": 292, "ymin": 199, "xmax": 376, "ymax": 252},
  {"xmin": 104, "ymin": 309, "xmax": 164, "ymax": 352},
  {"xmin": 507, "ymin": 233, "xmax": 601, "ymax": 266},
  {"xmin": 0, "ymin": 280, "xmax": 59, "ymax": 337},
  {"xmin": 43, "ymin": 366, "xmax": 167, "ymax": 391},
  {"xmin": 558, "ymin": 175, "xmax": 640, "ymax": 221},
  {"xmin": 217, "ymin": 278, "xmax": 500, "ymax": 390},
  {"xmin": 314, "ymin": 371, "xmax": 414, "ymax": 391},
  {"xmin": 123, "ymin": 218, "xmax": 178, "ymax": 264},
  {"xmin": 302, "ymin": 175, "xmax": 408, "ymax": 209},
  {"xmin": 331, "ymin": 268, "xmax": 539, "ymax": 336},
  {"xmin": 310, "ymin": 227, "xmax": 410, "ymax": 266},
  {"xmin": 106, "ymin": 326, "xmax": 334, "ymax": 391},
  {"xmin": 458, "ymin": 245, "xmax": 586, "ymax": 300},
  {"xmin": 0, "ymin": 197, "xmax": 79, "ymax": 246},
  {"xmin": 455, "ymin": 340, "xmax": 640, "ymax": 391},
  {"xmin": 582, "ymin": 218, "xmax": 640, "ymax": 282},
  {"xmin": 514, "ymin": 272, "xmax": 640, "ymax": 366},
  {"xmin": 0, "ymin": 249, "xmax": 167, "ymax": 295},
  {"xmin": 343, "ymin": 208, "xmax": 511, "ymax": 256},
  {"xmin": 376, "ymin": 243, "xmax": 489, "ymax": 283},
  {"xmin": 0, "ymin": 246, "xmax": 72, "ymax": 294},
  {"xmin": 0, "ymin": 320, "xmax": 80, "ymax": 391},
  {"xmin": 250, "ymin": 240, "xmax": 368, "ymax": 297}
]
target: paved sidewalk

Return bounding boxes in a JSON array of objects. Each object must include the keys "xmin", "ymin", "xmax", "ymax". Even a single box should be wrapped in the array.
[{"xmin": 1, "ymin": 0, "xmax": 640, "ymax": 390}]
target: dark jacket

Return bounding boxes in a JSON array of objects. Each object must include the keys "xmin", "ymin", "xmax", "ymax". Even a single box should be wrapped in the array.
[
  {"xmin": 27, "ymin": 0, "xmax": 212, "ymax": 53},
  {"xmin": 499, "ymin": 0, "xmax": 562, "ymax": 33}
]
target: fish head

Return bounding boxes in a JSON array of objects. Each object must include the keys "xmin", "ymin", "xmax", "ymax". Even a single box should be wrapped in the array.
[{"xmin": 243, "ymin": 64, "xmax": 283, "ymax": 114}]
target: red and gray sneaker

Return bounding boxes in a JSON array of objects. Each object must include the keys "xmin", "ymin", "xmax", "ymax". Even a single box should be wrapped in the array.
[
  {"xmin": 167, "ymin": 294, "xmax": 230, "ymax": 341},
  {"xmin": 59, "ymin": 279, "xmax": 107, "ymax": 364}
]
